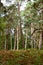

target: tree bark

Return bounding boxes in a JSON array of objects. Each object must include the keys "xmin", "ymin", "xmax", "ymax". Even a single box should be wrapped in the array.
[
  {"xmin": 25, "ymin": 29, "xmax": 28, "ymax": 49},
  {"xmin": 4, "ymin": 32, "xmax": 6, "ymax": 50},
  {"xmin": 17, "ymin": 26, "xmax": 19, "ymax": 50},
  {"xmin": 34, "ymin": 36, "xmax": 36, "ymax": 48},
  {"xmin": 31, "ymin": 23, "xmax": 34, "ymax": 48},
  {"xmin": 14, "ymin": 30, "xmax": 17, "ymax": 50},
  {"xmin": 39, "ymin": 31, "xmax": 42, "ymax": 50},
  {"xmin": 10, "ymin": 33, "xmax": 12, "ymax": 50}
]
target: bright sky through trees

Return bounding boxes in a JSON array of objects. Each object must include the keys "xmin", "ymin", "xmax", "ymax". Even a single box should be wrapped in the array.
[{"xmin": 1, "ymin": 0, "xmax": 27, "ymax": 11}]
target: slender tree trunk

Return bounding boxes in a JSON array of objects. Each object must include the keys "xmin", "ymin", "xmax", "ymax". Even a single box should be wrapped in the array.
[
  {"xmin": 25, "ymin": 29, "xmax": 28, "ymax": 49},
  {"xmin": 10, "ymin": 33, "xmax": 12, "ymax": 50},
  {"xmin": 14, "ymin": 30, "xmax": 17, "ymax": 50},
  {"xmin": 18, "ymin": 2, "xmax": 25, "ymax": 48},
  {"xmin": 38, "ymin": 4, "xmax": 43, "ymax": 49},
  {"xmin": 31, "ymin": 23, "xmax": 34, "ymax": 48},
  {"xmin": 33, "ymin": 30, "xmax": 36, "ymax": 49},
  {"xmin": 14, "ymin": 35, "xmax": 16, "ymax": 50},
  {"xmin": 17, "ymin": 26, "xmax": 19, "ymax": 50},
  {"xmin": 5, "ymin": 32, "xmax": 6, "ymax": 50},
  {"xmin": 5, "ymin": 38, "xmax": 6, "ymax": 49},
  {"xmin": 39, "ymin": 31, "xmax": 42, "ymax": 50},
  {"xmin": 34, "ymin": 37, "xmax": 36, "ymax": 48}
]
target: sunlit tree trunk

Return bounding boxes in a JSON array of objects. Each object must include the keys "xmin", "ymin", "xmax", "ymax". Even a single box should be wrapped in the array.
[
  {"xmin": 31, "ymin": 23, "xmax": 34, "ymax": 48},
  {"xmin": 14, "ymin": 35, "xmax": 16, "ymax": 50},
  {"xmin": 38, "ymin": 5, "xmax": 43, "ymax": 50},
  {"xmin": 39, "ymin": 31, "xmax": 42, "ymax": 50},
  {"xmin": 14, "ymin": 30, "xmax": 17, "ymax": 50},
  {"xmin": 25, "ymin": 29, "xmax": 28, "ymax": 49},
  {"xmin": 17, "ymin": 26, "xmax": 19, "ymax": 50}
]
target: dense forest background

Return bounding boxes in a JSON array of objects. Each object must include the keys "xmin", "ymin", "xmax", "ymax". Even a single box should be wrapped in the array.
[{"xmin": 0, "ymin": 0, "xmax": 43, "ymax": 50}]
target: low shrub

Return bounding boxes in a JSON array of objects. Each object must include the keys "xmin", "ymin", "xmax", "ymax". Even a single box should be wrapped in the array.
[{"xmin": 0, "ymin": 49, "xmax": 43, "ymax": 65}]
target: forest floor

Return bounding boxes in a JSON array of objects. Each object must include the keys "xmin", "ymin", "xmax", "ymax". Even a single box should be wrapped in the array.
[{"xmin": 0, "ymin": 49, "xmax": 43, "ymax": 65}]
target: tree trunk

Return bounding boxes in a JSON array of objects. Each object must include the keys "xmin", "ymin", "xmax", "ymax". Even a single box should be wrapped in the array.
[
  {"xmin": 6, "ymin": 33, "xmax": 9, "ymax": 50},
  {"xmin": 31, "ymin": 23, "xmax": 34, "ymax": 48},
  {"xmin": 39, "ymin": 31, "xmax": 42, "ymax": 50},
  {"xmin": 25, "ymin": 29, "xmax": 28, "ymax": 49},
  {"xmin": 18, "ymin": 2, "xmax": 25, "ymax": 48},
  {"xmin": 10, "ymin": 33, "xmax": 12, "ymax": 50},
  {"xmin": 14, "ymin": 35, "xmax": 16, "ymax": 50},
  {"xmin": 4, "ymin": 32, "xmax": 6, "ymax": 50},
  {"xmin": 17, "ymin": 26, "xmax": 19, "ymax": 50},
  {"xmin": 34, "ymin": 37, "xmax": 36, "ymax": 48},
  {"xmin": 14, "ymin": 30, "xmax": 17, "ymax": 50}
]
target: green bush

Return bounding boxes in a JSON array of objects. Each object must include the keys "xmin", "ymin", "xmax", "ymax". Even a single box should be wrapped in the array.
[{"xmin": 0, "ymin": 49, "xmax": 43, "ymax": 65}]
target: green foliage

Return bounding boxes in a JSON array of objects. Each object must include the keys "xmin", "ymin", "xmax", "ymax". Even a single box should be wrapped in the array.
[
  {"xmin": 0, "ymin": 0, "xmax": 43, "ymax": 50},
  {"xmin": 0, "ymin": 17, "xmax": 6, "ymax": 31}
]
